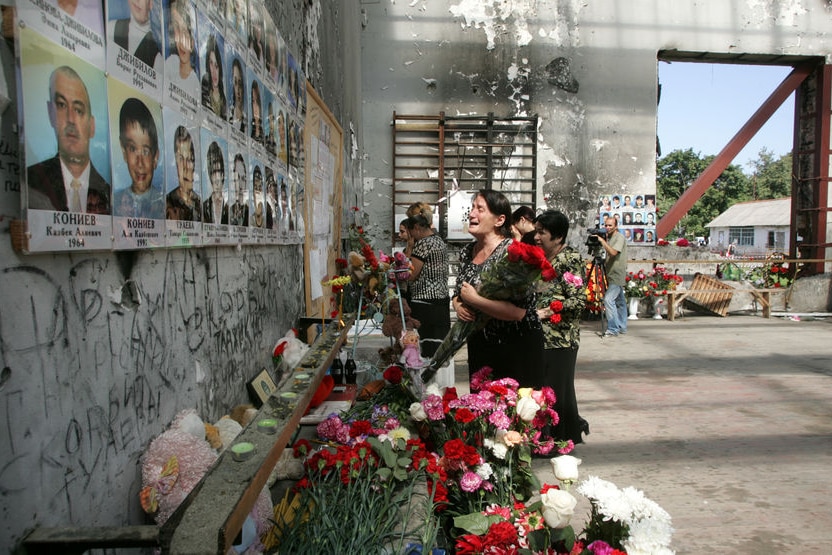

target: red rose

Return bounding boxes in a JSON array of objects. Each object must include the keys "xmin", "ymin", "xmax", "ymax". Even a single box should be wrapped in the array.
[
  {"xmin": 550, "ymin": 313, "xmax": 562, "ymax": 324},
  {"xmin": 541, "ymin": 267, "xmax": 558, "ymax": 281},
  {"xmin": 273, "ymin": 342, "xmax": 287, "ymax": 357},
  {"xmin": 549, "ymin": 300, "xmax": 564, "ymax": 312},
  {"xmin": 382, "ymin": 364, "xmax": 403, "ymax": 384}
]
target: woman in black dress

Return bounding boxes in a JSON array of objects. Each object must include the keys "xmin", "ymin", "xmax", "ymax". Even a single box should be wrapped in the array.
[
  {"xmin": 533, "ymin": 210, "xmax": 589, "ymax": 444},
  {"xmin": 453, "ymin": 190, "xmax": 544, "ymax": 387}
]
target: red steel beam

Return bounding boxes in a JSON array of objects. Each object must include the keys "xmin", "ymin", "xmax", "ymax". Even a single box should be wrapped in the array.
[{"xmin": 657, "ymin": 64, "xmax": 815, "ymax": 239}]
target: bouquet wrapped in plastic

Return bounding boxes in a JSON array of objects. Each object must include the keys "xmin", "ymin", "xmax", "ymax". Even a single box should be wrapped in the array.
[{"xmin": 421, "ymin": 241, "xmax": 556, "ymax": 382}]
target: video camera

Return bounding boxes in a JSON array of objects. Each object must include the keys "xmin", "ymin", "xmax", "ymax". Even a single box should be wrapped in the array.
[{"xmin": 585, "ymin": 227, "xmax": 608, "ymax": 247}]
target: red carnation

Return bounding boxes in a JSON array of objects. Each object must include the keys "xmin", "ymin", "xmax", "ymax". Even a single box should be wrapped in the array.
[{"xmin": 453, "ymin": 407, "xmax": 477, "ymax": 424}]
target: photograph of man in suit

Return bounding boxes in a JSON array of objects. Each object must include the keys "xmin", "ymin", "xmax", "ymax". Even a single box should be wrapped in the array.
[
  {"xmin": 202, "ymin": 140, "xmax": 228, "ymax": 224},
  {"xmin": 27, "ymin": 65, "xmax": 111, "ymax": 214},
  {"xmin": 229, "ymin": 153, "xmax": 249, "ymax": 226}
]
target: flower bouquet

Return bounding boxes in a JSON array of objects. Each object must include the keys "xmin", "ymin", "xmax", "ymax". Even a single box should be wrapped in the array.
[
  {"xmin": 624, "ymin": 271, "xmax": 650, "ymax": 299},
  {"xmin": 647, "ymin": 267, "xmax": 683, "ymax": 296},
  {"xmin": 747, "ymin": 258, "xmax": 795, "ymax": 289},
  {"xmin": 575, "ymin": 476, "xmax": 674, "ymax": 555},
  {"xmin": 421, "ymin": 241, "xmax": 556, "ymax": 382}
]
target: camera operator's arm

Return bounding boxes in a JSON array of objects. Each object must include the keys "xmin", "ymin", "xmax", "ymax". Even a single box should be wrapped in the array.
[{"xmin": 597, "ymin": 234, "xmax": 620, "ymax": 257}]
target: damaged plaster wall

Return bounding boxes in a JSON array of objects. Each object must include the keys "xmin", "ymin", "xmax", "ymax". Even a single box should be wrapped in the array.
[
  {"xmin": 359, "ymin": 0, "xmax": 832, "ymax": 247},
  {"xmin": 0, "ymin": 0, "xmax": 363, "ymax": 549}
]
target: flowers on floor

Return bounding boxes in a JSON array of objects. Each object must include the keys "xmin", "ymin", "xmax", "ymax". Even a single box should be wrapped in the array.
[
  {"xmin": 575, "ymin": 476, "xmax": 674, "ymax": 555},
  {"xmin": 266, "ymin": 364, "xmax": 675, "ymax": 554},
  {"xmin": 422, "ymin": 241, "xmax": 556, "ymax": 382}
]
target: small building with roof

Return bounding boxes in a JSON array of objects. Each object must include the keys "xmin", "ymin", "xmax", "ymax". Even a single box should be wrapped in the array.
[{"xmin": 706, "ymin": 198, "xmax": 791, "ymax": 257}]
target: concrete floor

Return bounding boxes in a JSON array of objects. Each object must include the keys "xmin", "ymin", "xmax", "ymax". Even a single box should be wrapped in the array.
[{"xmin": 447, "ymin": 314, "xmax": 832, "ymax": 554}]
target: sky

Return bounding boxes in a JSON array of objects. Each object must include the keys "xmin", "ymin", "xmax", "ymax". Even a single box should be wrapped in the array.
[{"xmin": 657, "ymin": 62, "xmax": 794, "ymax": 173}]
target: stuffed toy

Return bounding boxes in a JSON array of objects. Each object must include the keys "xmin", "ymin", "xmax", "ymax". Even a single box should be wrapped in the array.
[
  {"xmin": 347, "ymin": 251, "xmax": 367, "ymax": 282},
  {"xmin": 140, "ymin": 409, "xmax": 273, "ymax": 553},
  {"xmin": 140, "ymin": 409, "xmax": 219, "ymax": 526},
  {"xmin": 230, "ymin": 404, "xmax": 258, "ymax": 428},
  {"xmin": 400, "ymin": 329, "xmax": 425, "ymax": 368},
  {"xmin": 273, "ymin": 329, "xmax": 310, "ymax": 378},
  {"xmin": 381, "ymin": 298, "xmax": 420, "ymax": 339},
  {"xmin": 388, "ymin": 250, "xmax": 412, "ymax": 283}
]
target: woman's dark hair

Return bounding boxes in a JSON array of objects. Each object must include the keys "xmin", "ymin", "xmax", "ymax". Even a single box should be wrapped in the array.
[
  {"xmin": 477, "ymin": 189, "xmax": 512, "ymax": 238},
  {"xmin": 404, "ymin": 214, "xmax": 430, "ymax": 230},
  {"xmin": 511, "ymin": 205, "xmax": 535, "ymax": 225},
  {"xmin": 534, "ymin": 210, "xmax": 569, "ymax": 242}
]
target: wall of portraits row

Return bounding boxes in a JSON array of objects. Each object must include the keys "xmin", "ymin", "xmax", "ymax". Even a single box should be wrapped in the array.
[
  {"xmin": 595, "ymin": 193, "xmax": 658, "ymax": 245},
  {"xmin": 17, "ymin": 0, "xmax": 307, "ymax": 251}
]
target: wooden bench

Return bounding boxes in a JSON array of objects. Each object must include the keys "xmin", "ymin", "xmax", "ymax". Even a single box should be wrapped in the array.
[
  {"xmin": 22, "ymin": 320, "xmax": 351, "ymax": 555},
  {"xmin": 665, "ymin": 277, "xmax": 783, "ymax": 321}
]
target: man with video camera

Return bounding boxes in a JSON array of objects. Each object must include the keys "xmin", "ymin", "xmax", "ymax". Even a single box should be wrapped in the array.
[{"xmin": 596, "ymin": 216, "xmax": 628, "ymax": 337}]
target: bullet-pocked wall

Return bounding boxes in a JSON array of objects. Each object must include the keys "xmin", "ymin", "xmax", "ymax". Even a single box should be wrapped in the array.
[
  {"xmin": 359, "ymin": 0, "xmax": 832, "ymax": 249},
  {"xmin": 0, "ymin": 0, "xmax": 363, "ymax": 549}
]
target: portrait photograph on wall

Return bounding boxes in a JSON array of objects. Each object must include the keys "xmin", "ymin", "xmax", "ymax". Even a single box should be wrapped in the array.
[
  {"xmin": 109, "ymin": 78, "xmax": 165, "ymax": 249},
  {"xmin": 106, "ymin": 0, "xmax": 164, "ymax": 96},
  {"xmin": 20, "ymin": 26, "xmax": 113, "ymax": 252},
  {"xmin": 17, "ymin": 0, "xmax": 106, "ymax": 67},
  {"xmin": 163, "ymin": 108, "xmax": 203, "ymax": 247},
  {"xmin": 597, "ymin": 193, "xmax": 657, "ymax": 245},
  {"xmin": 163, "ymin": 0, "xmax": 200, "ymax": 118},
  {"xmin": 200, "ymin": 127, "xmax": 232, "ymax": 245}
]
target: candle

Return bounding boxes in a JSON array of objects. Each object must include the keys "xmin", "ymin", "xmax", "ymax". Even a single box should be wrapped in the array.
[{"xmin": 230, "ymin": 442, "xmax": 255, "ymax": 461}]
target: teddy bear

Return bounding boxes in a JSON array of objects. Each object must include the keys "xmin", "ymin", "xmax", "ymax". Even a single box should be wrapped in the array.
[
  {"xmin": 400, "ymin": 329, "xmax": 425, "ymax": 368},
  {"xmin": 381, "ymin": 297, "xmax": 420, "ymax": 339}
]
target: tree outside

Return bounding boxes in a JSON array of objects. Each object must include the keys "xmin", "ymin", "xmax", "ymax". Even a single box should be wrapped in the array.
[{"xmin": 656, "ymin": 147, "xmax": 792, "ymax": 240}]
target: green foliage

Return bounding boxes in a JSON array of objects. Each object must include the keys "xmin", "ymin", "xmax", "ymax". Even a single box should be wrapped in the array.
[
  {"xmin": 656, "ymin": 147, "xmax": 793, "ymax": 240},
  {"xmin": 746, "ymin": 148, "xmax": 793, "ymax": 199}
]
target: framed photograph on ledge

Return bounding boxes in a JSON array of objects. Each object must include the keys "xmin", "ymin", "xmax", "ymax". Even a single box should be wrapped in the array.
[{"xmin": 247, "ymin": 368, "xmax": 277, "ymax": 407}]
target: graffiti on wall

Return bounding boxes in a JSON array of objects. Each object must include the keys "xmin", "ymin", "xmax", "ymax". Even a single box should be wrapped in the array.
[{"xmin": 0, "ymin": 245, "xmax": 304, "ymax": 544}]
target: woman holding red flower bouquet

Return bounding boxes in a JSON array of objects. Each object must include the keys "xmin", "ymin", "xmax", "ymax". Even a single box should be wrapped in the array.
[
  {"xmin": 454, "ymin": 189, "xmax": 545, "ymax": 387},
  {"xmin": 533, "ymin": 210, "xmax": 590, "ymax": 444}
]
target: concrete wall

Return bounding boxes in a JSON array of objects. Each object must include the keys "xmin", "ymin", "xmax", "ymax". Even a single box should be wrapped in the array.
[
  {"xmin": 0, "ymin": 0, "xmax": 363, "ymax": 550},
  {"xmin": 4, "ymin": 0, "xmax": 832, "ymax": 549},
  {"xmin": 359, "ymin": 0, "xmax": 832, "ymax": 250}
]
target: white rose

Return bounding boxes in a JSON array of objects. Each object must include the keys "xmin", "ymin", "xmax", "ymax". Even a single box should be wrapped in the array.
[
  {"xmin": 551, "ymin": 455, "xmax": 582, "ymax": 483},
  {"xmin": 516, "ymin": 396, "xmax": 540, "ymax": 422},
  {"xmin": 541, "ymin": 488, "xmax": 577, "ymax": 528},
  {"xmin": 409, "ymin": 401, "xmax": 427, "ymax": 422}
]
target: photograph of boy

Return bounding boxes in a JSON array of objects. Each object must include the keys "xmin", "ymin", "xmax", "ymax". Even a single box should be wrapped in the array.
[{"xmin": 112, "ymin": 97, "xmax": 164, "ymax": 219}]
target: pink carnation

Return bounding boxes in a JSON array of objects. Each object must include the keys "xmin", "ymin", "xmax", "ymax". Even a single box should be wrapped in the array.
[{"xmin": 459, "ymin": 471, "xmax": 484, "ymax": 492}]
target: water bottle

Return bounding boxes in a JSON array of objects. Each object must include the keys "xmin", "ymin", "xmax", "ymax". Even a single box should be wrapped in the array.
[
  {"xmin": 344, "ymin": 357, "xmax": 357, "ymax": 385},
  {"xmin": 330, "ymin": 354, "xmax": 344, "ymax": 385}
]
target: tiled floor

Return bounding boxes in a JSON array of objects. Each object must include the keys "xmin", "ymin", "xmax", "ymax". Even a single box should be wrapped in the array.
[{"xmin": 472, "ymin": 314, "xmax": 832, "ymax": 554}]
